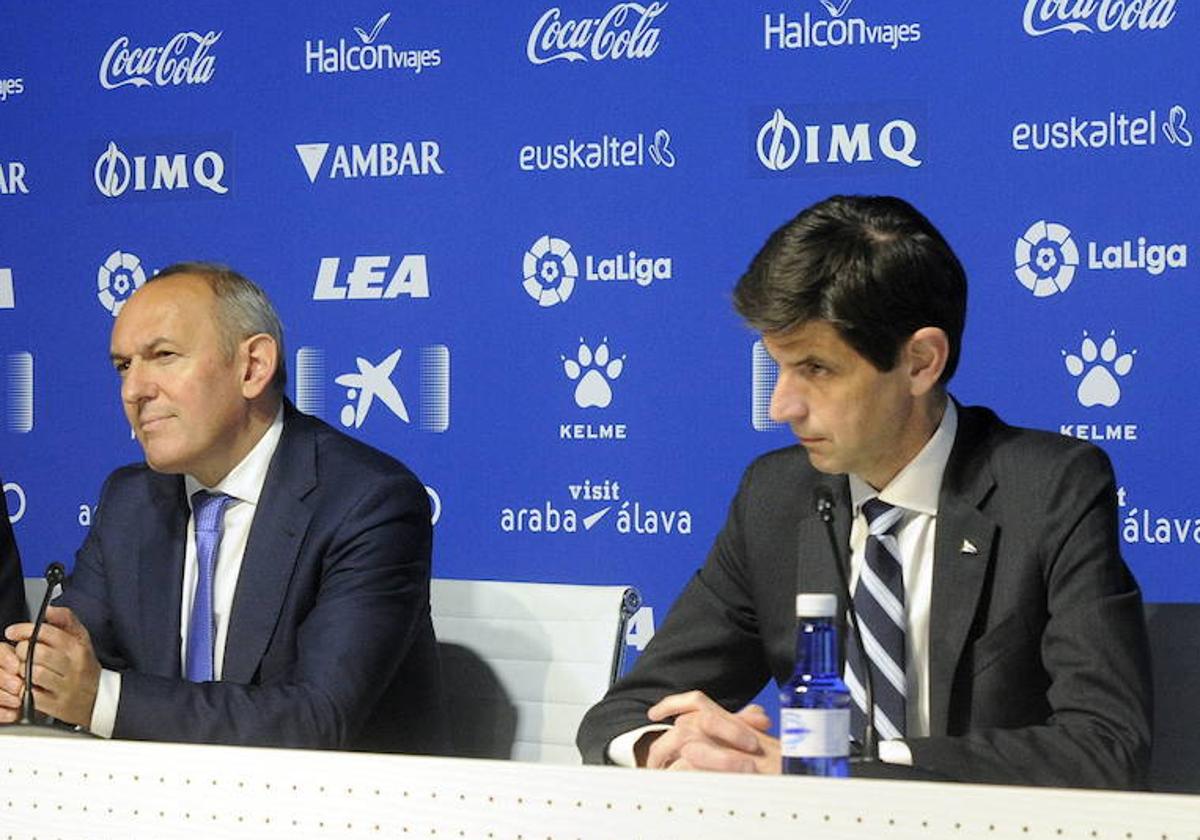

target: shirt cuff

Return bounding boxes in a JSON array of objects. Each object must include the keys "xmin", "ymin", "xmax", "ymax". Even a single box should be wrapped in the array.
[
  {"xmin": 877, "ymin": 738, "xmax": 913, "ymax": 766},
  {"xmin": 88, "ymin": 668, "xmax": 120, "ymax": 739},
  {"xmin": 607, "ymin": 724, "xmax": 672, "ymax": 767}
]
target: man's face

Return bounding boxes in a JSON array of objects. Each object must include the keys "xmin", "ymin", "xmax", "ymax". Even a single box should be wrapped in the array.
[
  {"xmin": 764, "ymin": 320, "xmax": 920, "ymax": 489},
  {"xmin": 110, "ymin": 274, "xmax": 250, "ymax": 486}
]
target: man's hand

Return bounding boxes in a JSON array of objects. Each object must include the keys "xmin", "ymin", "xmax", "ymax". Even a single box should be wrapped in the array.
[
  {"xmin": 0, "ymin": 632, "xmax": 25, "ymax": 723},
  {"xmin": 641, "ymin": 690, "xmax": 781, "ymax": 773},
  {"xmin": 3, "ymin": 607, "xmax": 101, "ymax": 727}
]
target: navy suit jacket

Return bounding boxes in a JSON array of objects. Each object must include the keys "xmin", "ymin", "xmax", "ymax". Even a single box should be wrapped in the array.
[
  {"xmin": 1, "ymin": 477, "xmax": 26, "ymax": 630},
  {"xmin": 61, "ymin": 404, "xmax": 447, "ymax": 753},
  {"xmin": 578, "ymin": 404, "xmax": 1152, "ymax": 788}
]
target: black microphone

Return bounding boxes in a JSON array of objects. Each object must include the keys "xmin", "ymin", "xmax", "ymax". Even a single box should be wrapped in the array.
[
  {"xmin": 20, "ymin": 562, "xmax": 65, "ymax": 725},
  {"xmin": 813, "ymin": 487, "xmax": 879, "ymax": 763}
]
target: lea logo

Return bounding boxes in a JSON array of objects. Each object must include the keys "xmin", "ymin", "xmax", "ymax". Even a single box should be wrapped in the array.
[{"xmin": 312, "ymin": 256, "xmax": 430, "ymax": 300}]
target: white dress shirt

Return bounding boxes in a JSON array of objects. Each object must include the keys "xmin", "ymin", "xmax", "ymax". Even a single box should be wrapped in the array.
[
  {"xmin": 607, "ymin": 400, "xmax": 958, "ymax": 768},
  {"xmin": 89, "ymin": 408, "xmax": 284, "ymax": 737}
]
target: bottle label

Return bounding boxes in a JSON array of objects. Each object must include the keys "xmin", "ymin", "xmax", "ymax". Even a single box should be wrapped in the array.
[{"xmin": 780, "ymin": 708, "xmax": 850, "ymax": 758}]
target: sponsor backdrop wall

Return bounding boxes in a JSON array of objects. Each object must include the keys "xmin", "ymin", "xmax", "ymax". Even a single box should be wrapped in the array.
[{"xmin": 1, "ymin": 2, "xmax": 1196, "ymax": 695}]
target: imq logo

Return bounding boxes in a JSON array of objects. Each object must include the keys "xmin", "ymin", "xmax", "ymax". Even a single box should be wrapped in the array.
[
  {"xmin": 1023, "ymin": 0, "xmax": 1176, "ymax": 35},
  {"xmin": 295, "ymin": 345, "xmax": 450, "ymax": 432},
  {"xmin": 100, "ymin": 30, "xmax": 221, "ymax": 89},
  {"xmin": 94, "ymin": 139, "xmax": 230, "ymax": 198},
  {"xmin": 527, "ymin": 2, "xmax": 667, "ymax": 65},
  {"xmin": 313, "ymin": 256, "xmax": 430, "ymax": 300},
  {"xmin": 756, "ymin": 107, "xmax": 922, "ymax": 171},
  {"xmin": 3, "ymin": 352, "xmax": 33, "ymax": 433},
  {"xmin": 295, "ymin": 141, "xmax": 444, "ymax": 182}
]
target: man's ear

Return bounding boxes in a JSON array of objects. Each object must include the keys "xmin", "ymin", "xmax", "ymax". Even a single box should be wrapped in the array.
[
  {"xmin": 905, "ymin": 327, "xmax": 949, "ymax": 396},
  {"xmin": 240, "ymin": 333, "xmax": 278, "ymax": 399}
]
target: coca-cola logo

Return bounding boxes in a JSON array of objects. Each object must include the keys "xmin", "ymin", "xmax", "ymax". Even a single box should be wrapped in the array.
[
  {"xmin": 99, "ymin": 30, "xmax": 221, "ymax": 89},
  {"xmin": 1023, "ymin": 0, "xmax": 1176, "ymax": 36},
  {"xmin": 527, "ymin": 2, "xmax": 667, "ymax": 65}
]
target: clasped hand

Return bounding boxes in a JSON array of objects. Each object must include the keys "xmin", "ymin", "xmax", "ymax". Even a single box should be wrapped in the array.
[
  {"xmin": 639, "ymin": 690, "xmax": 781, "ymax": 773},
  {"xmin": 0, "ymin": 606, "xmax": 101, "ymax": 727}
]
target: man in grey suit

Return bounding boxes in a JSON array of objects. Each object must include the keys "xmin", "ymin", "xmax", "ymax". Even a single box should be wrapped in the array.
[{"xmin": 577, "ymin": 195, "xmax": 1151, "ymax": 788}]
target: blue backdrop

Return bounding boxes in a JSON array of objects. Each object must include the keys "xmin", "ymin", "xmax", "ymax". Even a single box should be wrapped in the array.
[{"xmin": 2, "ymin": 2, "xmax": 1196, "ymax": 673}]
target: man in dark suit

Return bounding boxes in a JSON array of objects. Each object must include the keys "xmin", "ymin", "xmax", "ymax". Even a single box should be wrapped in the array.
[
  {"xmin": 577, "ymin": 196, "xmax": 1151, "ymax": 788},
  {"xmin": 0, "ymin": 264, "xmax": 446, "ymax": 752},
  {"xmin": 1, "ymin": 478, "xmax": 26, "ymax": 630}
]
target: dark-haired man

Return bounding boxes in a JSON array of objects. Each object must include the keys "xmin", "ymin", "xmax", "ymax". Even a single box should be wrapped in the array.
[
  {"xmin": 0, "ymin": 264, "xmax": 446, "ymax": 752},
  {"xmin": 577, "ymin": 195, "xmax": 1151, "ymax": 788}
]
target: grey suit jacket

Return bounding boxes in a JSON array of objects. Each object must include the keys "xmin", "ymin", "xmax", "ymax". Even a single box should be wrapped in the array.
[
  {"xmin": 62, "ymin": 403, "xmax": 448, "ymax": 753},
  {"xmin": 577, "ymin": 404, "xmax": 1152, "ymax": 788}
]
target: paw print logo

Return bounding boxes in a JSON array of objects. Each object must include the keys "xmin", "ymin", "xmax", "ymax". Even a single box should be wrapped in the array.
[
  {"xmin": 1062, "ymin": 330, "xmax": 1136, "ymax": 408},
  {"xmin": 523, "ymin": 235, "xmax": 577, "ymax": 307},
  {"xmin": 563, "ymin": 338, "xmax": 625, "ymax": 409},
  {"xmin": 1015, "ymin": 220, "xmax": 1078, "ymax": 297}
]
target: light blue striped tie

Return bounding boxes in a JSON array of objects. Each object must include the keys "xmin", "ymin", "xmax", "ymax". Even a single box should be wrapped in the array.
[
  {"xmin": 185, "ymin": 491, "xmax": 233, "ymax": 682},
  {"xmin": 846, "ymin": 498, "xmax": 907, "ymax": 742}
]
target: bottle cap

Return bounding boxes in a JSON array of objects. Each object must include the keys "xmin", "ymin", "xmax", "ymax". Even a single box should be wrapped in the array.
[{"xmin": 795, "ymin": 593, "xmax": 837, "ymax": 618}]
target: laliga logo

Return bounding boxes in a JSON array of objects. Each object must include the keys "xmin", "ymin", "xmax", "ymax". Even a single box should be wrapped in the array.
[
  {"xmin": 527, "ymin": 2, "xmax": 668, "ymax": 64},
  {"xmin": 97, "ymin": 250, "xmax": 146, "ymax": 315},
  {"xmin": 95, "ymin": 140, "xmax": 228, "ymax": 197},
  {"xmin": 99, "ymin": 30, "xmax": 221, "ymax": 89},
  {"xmin": 1015, "ymin": 220, "xmax": 1078, "ymax": 297},
  {"xmin": 1023, "ymin": 0, "xmax": 1176, "ymax": 35},
  {"xmin": 756, "ymin": 108, "xmax": 921, "ymax": 170},
  {"xmin": 523, "ymin": 235, "xmax": 578, "ymax": 306}
]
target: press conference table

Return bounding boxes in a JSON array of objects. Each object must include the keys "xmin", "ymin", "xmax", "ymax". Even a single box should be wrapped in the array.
[{"xmin": 3, "ymin": 731, "xmax": 1197, "ymax": 839}]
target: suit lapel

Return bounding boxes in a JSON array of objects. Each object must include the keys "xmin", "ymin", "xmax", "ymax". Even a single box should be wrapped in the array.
[
  {"xmin": 222, "ymin": 409, "xmax": 317, "ymax": 683},
  {"xmin": 138, "ymin": 474, "xmax": 189, "ymax": 676},
  {"xmin": 927, "ymin": 406, "xmax": 999, "ymax": 737}
]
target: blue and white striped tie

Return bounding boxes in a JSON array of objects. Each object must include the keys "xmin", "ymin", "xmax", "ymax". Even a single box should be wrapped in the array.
[{"xmin": 846, "ymin": 498, "xmax": 907, "ymax": 742}]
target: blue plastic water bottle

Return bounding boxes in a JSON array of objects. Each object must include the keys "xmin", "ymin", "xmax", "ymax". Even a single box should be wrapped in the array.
[{"xmin": 780, "ymin": 593, "xmax": 851, "ymax": 776}]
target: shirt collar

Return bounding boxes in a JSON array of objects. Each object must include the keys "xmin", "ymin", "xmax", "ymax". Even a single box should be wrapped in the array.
[
  {"xmin": 185, "ymin": 406, "xmax": 285, "ymax": 506},
  {"xmin": 849, "ymin": 398, "xmax": 958, "ymax": 518}
]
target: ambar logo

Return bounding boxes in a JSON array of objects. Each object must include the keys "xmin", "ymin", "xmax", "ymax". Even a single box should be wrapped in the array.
[{"xmin": 295, "ymin": 141, "xmax": 444, "ymax": 182}]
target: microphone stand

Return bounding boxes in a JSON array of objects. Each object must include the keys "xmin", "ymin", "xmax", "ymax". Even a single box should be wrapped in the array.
[
  {"xmin": 814, "ymin": 489, "xmax": 879, "ymax": 764},
  {"xmin": 2, "ymin": 563, "xmax": 93, "ymax": 737}
]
